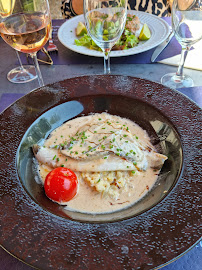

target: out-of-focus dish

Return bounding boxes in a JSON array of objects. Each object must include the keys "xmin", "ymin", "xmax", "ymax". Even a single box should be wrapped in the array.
[
  {"xmin": 0, "ymin": 75, "xmax": 201, "ymax": 270},
  {"xmin": 58, "ymin": 10, "xmax": 170, "ymax": 57}
]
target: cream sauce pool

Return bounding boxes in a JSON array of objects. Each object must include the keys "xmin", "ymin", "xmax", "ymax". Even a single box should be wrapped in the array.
[{"xmin": 36, "ymin": 113, "xmax": 165, "ymax": 214}]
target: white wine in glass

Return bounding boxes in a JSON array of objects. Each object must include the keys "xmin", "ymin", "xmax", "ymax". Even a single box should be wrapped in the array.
[
  {"xmin": 0, "ymin": 0, "xmax": 51, "ymax": 87},
  {"xmin": 161, "ymin": 0, "xmax": 202, "ymax": 89},
  {"xmin": 83, "ymin": 0, "xmax": 128, "ymax": 74},
  {"xmin": 0, "ymin": 0, "xmax": 37, "ymax": 83}
]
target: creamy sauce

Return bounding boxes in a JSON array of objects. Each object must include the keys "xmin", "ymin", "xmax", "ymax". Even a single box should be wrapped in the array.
[{"xmin": 36, "ymin": 113, "xmax": 166, "ymax": 214}]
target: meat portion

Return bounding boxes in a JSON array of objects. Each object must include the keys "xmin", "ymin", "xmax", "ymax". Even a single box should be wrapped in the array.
[{"xmin": 125, "ymin": 14, "xmax": 140, "ymax": 34}]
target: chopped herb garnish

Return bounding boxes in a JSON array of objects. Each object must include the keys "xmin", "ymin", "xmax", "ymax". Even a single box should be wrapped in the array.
[
  {"xmin": 112, "ymin": 138, "xmax": 115, "ymax": 142},
  {"xmin": 102, "ymin": 127, "xmax": 106, "ymax": 129},
  {"xmin": 109, "ymin": 145, "xmax": 113, "ymax": 149},
  {"xmin": 136, "ymin": 136, "xmax": 139, "ymax": 139},
  {"xmin": 53, "ymin": 155, "xmax": 56, "ymax": 160},
  {"xmin": 127, "ymin": 166, "xmax": 129, "ymax": 168},
  {"xmin": 133, "ymin": 162, "xmax": 137, "ymax": 165},
  {"xmin": 125, "ymin": 141, "xmax": 128, "ymax": 143},
  {"xmin": 75, "ymin": 151, "xmax": 78, "ymax": 154},
  {"xmin": 103, "ymin": 136, "xmax": 107, "ymax": 140},
  {"xmin": 65, "ymin": 158, "xmax": 68, "ymax": 161},
  {"xmin": 60, "ymin": 143, "xmax": 64, "ymax": 147},
  {"xmin": 110, "ymin": 131, "xmax": 115, "ymax": 133},
  {"xmin": 123, "ymin": 134, "xmax": 127, "ymax": 137},
  {"xmin": 101, "ymin": 145, "xmax": 105, "ymax": 150},
  {"xmin": 69, "ymin": 146, "xmax": 73, "ymax": 150},
  {"xmin": 104, "ymin": 156, "xmax": 107, "ymax": 159},
  {"xmin": 61, "ymin": 135, "xmax": 63, "ymax": 138},
  {"xmin": 94, "ymin": 131, "xmax": 97, "ymax": 133},
  {"xmin": 131, "ymin": 170, "xmax": 135, "ymax": 174},
  {"xmin": 98, "ymin": 118, "xmax": 102, "ymax": 120},
  {"xmin": 97, "ymin": 179, "xmax": 101, "ymax": 183},
  {"xmin": 126, "ymin": 127, "xmax": 129, "ymax": 131},
  {"xmin": 116, "ymin": 153, "xmax": 120, "ymax": 156},
  {"xmin": 57, "ymin": 158, "xmax": 60, "ymax": 162},
  {"xmin": 61, "ymin": 164, "xmax": 64, "ymax": 167}
]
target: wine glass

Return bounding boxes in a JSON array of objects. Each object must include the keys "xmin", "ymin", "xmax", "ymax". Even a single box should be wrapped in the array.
[
  {"xmin": 7, "ymin": 50, "xmax": 37, "ymax": 83},
  {"xmin": 0, "ymin": 0, "xmax": 51, "ymax": 87},
  {"xmin": 83, "ymin": 0, "xmax": 128, "ymax": 74},
  {"xmin": 161, "ymin": 0, "xmax": 202, "ymax": 89}
]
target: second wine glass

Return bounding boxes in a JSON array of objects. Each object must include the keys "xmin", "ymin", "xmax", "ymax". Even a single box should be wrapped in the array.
[
  {"xmin": 161, "ymin": 0, "xmax": 202, "ymax": 89},
  {"xmin": 83, "ymin": 0, "xmax": 128, "ymax": 74}
]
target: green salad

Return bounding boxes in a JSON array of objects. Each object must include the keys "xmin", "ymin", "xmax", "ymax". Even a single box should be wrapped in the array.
[
  {"xmin": 74, "ymin": 13, "xmax": 150, "ymax": 51},
  {"xmin": 75, "ymin": 28, "xmax": 139, "ymax": 51}
]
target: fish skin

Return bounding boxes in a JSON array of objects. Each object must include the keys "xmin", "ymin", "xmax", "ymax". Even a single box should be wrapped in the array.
[
  {"xmin": 32, "ymin": 144, "xmax": 138, "ymax": 172},
  {"xmin": 59, "ymin": 120, "xmax": 149, "ymax": 169}
]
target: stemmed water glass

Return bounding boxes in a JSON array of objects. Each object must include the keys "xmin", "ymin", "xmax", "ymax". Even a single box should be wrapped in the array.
[
  {"xmin": 0, "ymin": 0, "xmax": 51, "ymax": 87},
  {"xmin": 161, "ymin": 0, "xmax": 202, "ymax": 89},
  {"xmin": 83, "ymin": 0, "xmax": 128, "ymax": 74}
]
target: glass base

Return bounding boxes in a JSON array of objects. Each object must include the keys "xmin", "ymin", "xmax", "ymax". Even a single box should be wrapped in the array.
[
  {"xmin": 7, "ymin": 65, "xmax": 37, "ymax": 84},
  {"xmin": 161, "ymin": 73, "xmax": 194, "ymax": 89}
]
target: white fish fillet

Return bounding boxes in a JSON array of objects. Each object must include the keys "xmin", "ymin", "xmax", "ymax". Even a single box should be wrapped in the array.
[
  {"xmin": 32, "ymin": 144, "xmax": 167, "ymax": 172},
  {"xmin": 32, "ymin": 113, "xmax": 167, "ymax": 172},
  {"xmin": 33, "ymin": 145, "xmax": 137, "ymax": 172}
]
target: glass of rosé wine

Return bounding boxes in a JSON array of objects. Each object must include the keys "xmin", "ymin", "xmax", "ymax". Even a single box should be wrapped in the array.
[{"xmin": 0, "ymin": 0, "xmax": 51, "ymax": 87}]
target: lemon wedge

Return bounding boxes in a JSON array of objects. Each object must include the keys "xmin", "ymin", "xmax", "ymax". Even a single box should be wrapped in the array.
[
  {"xmin": 139, "ymin": 23, "xmax": 151, "ymax": 41},
  {"xmin": 76, "ymin": 22, "xmax": 87, "ymax": 36}
]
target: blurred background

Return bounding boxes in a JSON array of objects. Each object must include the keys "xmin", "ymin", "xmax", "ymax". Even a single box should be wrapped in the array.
[{"xmin": 49, "ymin": 0, "xmax": 63, "ymax": 19}]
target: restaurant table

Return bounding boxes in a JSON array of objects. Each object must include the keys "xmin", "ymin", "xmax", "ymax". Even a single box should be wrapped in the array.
[{"xmin": 0, "ymin": 22, "xmax": 202, "ymax": 270}]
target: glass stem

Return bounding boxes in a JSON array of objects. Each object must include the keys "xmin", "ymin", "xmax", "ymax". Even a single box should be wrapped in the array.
[
  {"xmin": 176, "ymin": 46, "xmax": 190, "ymax": 79},
  {"xmin": 30, "ymin": 52, "xmax": 44, "ymax": 87},
  {"xmin": 103, "ymin": 49, "xmax": 110, "ymax": 74},
  {"xmin": 15, "ymin": 51, "xmax": 25, "ymax": 71}
]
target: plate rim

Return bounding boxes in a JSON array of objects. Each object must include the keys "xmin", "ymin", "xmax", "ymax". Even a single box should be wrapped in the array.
[{"xmin": 0, "ymin": 75, "xmax": 201, "ymax": 270}]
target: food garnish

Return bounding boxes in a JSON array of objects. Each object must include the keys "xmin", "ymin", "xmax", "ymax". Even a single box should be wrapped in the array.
[
  {"xmin": 139, "ymin": 23, "xmax": 151, "ymax": 41},
  {"xmin": 44, "ymin": 167, "xmax": 78, "ymax": 204}
]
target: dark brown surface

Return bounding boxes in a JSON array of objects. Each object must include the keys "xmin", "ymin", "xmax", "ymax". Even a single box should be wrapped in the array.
[{"xmin": 0, "ymin": 75, "xmax": 201, "ymax": 270}]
